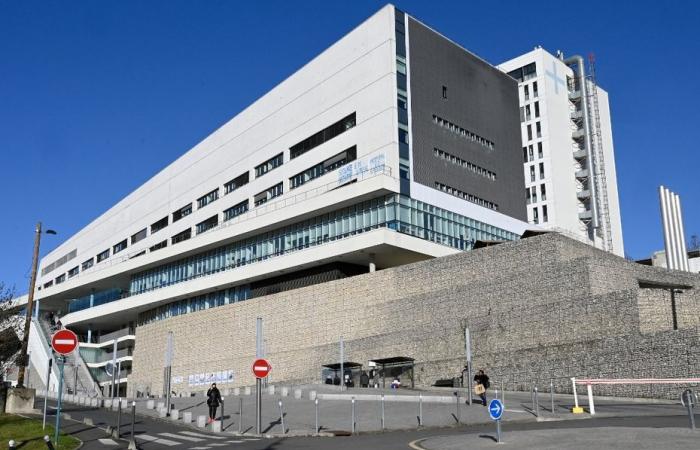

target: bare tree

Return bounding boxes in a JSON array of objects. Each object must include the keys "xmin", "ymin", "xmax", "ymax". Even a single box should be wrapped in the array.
[{"xmin": 0, "ymin": 283, "xmax": 22, "ymax": 382}]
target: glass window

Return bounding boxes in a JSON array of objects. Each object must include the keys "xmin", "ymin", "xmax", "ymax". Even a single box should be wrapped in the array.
[
  {"xmin": 290, "ymin": 113, "xmax": 356, "ymax": 159},
  {"xmin": 196, "ymin": 215, "xmax": 219, "ymax": 234},
  {"xmin": 113, "ymin": 239, "xmax": 127, "ymax": 254},
  {"xmin": 68, "ymin": 266, "xmax": 79, "ymax": 278},
  {"xmin": 255, "ymin": 154, "xmax": 284, "ymax": 178},
  {"xmin": 96, "ymin": 249, "xmax": 110, "ymax": 263},
  {"xmin": 197, "ymin": 189, "xmax": 219, "ymax": 209},
  {"xmin": 224, "ymin": 172, "xmax": 249, "ymax": 194},
  {"xmin": 131, "ymin": 228, "xmax": 147, "ymax": 245},
  {"xmin": 224, "ymin": 200, "xmax": 249, "ymax": 221},
  {"xmin": 172, "ymin": 228, "xmax": 192, "ymax": 245},
  {"xmin": 151, "ymin": 216, "xmax": 169, "ymax": 233},
  {"xmin": 82, "ymin": 258, "xmax": 94, "ymax": 271},
  {"xmin": 150, "ymin": 240, "xmax": 167, "ymax": 252},
  {"xmin": 254, "ymin": 183, "xmax": 283, "ymax": 207}
]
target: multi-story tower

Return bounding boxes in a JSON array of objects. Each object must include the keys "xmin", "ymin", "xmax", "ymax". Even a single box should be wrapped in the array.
[
  {"xmin": 499, "ymin": 48, "xmax": 624, "ymax": 256},
  {"xmin": 29, "ymin": 5, "xmax": 530, "ymax": 395}
]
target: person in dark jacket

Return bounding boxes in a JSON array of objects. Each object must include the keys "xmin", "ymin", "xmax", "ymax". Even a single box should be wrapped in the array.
[
  {"xmin": 473, "ymin": 369, "xmax": 490, "ymax": 406},
  {"xmin": 206, "ymin": 383, "xmax": 222, "ymax": 423},
  {"xmin": 360, "ymin": 371, "xmax": 369, "ymax": 388}
]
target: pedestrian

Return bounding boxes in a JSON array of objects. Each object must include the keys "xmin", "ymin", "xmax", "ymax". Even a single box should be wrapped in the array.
[
  {"xmin": 390, "ymin": 377, "xmax": 401, "ymax": 389},
  {"xmin": 360, "ymin": 371, "xmax": 369, "ymax": 388},
  {"xmin": 473, "ymin": 369, "xmax": 490, "ymax": 406},
  {"xmin": 206, "ymin": 383, "xmax": 222, "ymax": 423}
]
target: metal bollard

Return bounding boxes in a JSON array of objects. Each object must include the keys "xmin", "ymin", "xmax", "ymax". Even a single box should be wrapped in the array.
[
  {"xmin": 221, "ymin": 398, "xmax": 225, "ymax": 431},
  {"xmin": 314, "ymin": 398, "xmax": 319, "ymax": 434},
  {"xmin": 238, "ymin": 398, "xmax": 243, "ymax": 434},
  {"xmin": 418, "ymin": 394, "xmax": 423, "ymax": 427},
  {"xmin": 501, "ymin": 380, "xmax": 505, "ymax": 405},
  {"xmin": 550, "ymin": 379, "xmax": 555, "ymax": 413},
  {"xmin": 534, "ymin": 387, "xmax": 539, "ymax": 418},
  {"xmin": 9, "ymin": 440, "xmax": 16, "ymax": 450},
  {"xmin": 351, "ymin": 398, "xmax": 356, "ymax": 434},
  {"xmin": 116, "ymin": 398, "xmax": 122, "ymax": 438},
  {"xmin": 278, "ymin": 400, "xmax": 285, "ymax": 434},
  {"xmin": 380, "ymin": 394, "xmax": 385, "ymax": 430},
  {"xmin": 456, "ymin": 391, "xmax": 461, "ymax": 423},
  {"xmin": 44, "ymin": 436, "xmax": 54, "ymax": 450},
  {"xmin": 681, "ymin": 389, "xmax": 696, "ymax": 430},
  {"xmin": 129, "ymin": 402, "xmax": 137, "ymax": 450}
]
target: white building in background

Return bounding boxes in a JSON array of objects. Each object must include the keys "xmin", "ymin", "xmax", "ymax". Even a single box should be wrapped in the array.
[
  {"xmin": 29, "ymin": 5, "xmax": 531, "ymax": 396},
  {"xmin": 499, "ymin": 48, "xmax": 624, "ymax": 256}
]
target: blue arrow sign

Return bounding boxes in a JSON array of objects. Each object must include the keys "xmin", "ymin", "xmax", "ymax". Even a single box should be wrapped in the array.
[{"xmin": 488, "ymin": 399, "xmax": 503, "ymax": 420}]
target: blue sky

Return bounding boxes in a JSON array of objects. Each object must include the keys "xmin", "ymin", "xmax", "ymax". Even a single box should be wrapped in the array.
[{"xmin": 1, "ymin": 0, "xmax": 698, "ymax": 294}]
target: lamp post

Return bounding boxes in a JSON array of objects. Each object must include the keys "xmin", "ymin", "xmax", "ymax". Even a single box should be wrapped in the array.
[{"xmin": 16, "ymin": 222, "xmax": 56, "ymax": 388}]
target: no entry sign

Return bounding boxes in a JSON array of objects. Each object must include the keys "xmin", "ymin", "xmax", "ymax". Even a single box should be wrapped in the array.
[
  {"xmin": 252, "ymin": 358, "xmax": 272, "ymax": 378},
  {"xmin": 51, "ymin": 329, "xmax": 79, "ymax": 355}
]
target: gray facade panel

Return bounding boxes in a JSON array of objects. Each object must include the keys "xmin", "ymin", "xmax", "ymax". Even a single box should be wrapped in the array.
[{"xmin": 407, "ymin": 18, "xmax": 526, "ymax": 220}]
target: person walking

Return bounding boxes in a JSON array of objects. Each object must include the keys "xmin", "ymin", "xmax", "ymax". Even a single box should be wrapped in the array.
[
  {"xmin": 473, "ymin": 369, "xmax": 490, "ymax": 406},
  {"xmin": 206, "ymin": 383, "xmax": 222, "ymax": 423}
]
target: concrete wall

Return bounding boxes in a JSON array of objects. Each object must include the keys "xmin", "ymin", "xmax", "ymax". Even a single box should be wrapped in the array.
[{"xmin": 129, "ymin": 232, "xmax": 700, "ymax": 400}]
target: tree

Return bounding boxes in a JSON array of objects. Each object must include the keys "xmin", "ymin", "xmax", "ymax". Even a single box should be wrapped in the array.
[{"xmin": 0, "ymin": 283, "xmax": 22, "ymax": 382}]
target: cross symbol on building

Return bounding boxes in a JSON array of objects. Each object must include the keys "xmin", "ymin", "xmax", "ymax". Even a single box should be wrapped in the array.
[{"xmin": 545, "ymin": 60, "xmax": 566, "ymax": 95}]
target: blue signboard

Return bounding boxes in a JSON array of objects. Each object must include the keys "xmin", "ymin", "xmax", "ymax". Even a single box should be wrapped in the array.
[{"xmin": 488, "ymin": 399, "xmax": 504, "ymax": 420}]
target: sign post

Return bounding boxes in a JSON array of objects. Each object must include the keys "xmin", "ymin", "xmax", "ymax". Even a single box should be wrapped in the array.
[
  {"xmin": 51, "ymin": 329, "xmax": 79, "ymax": 446},
  {"xmin": 488, "ymin": 398, "xmax": 504, "ymax": 443},
  {"xmin": 255, "ymin": 318, "xmax": 263, "ymax": 435},
  {"xmin": 164, "ymin": 332, "xmax": 174, "ymax": 416},
  {"xmin": 465, "ymin": 328, "xmax": 472, "ymax": 405},
  {"xmin": 42, "ymin": 358, "xmax": 52, "ymax": 430},
  {"xmin": 252, "ymin": 358, "xmax": 271, "ymax": 435}
]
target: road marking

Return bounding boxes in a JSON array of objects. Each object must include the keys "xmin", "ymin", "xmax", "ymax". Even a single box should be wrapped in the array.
[
  {"xmin": 505, "ymin": 408, "xmax": 529, "ymax": 413},
  {"xmin": 159, "ymin": 433, "xmax": 203, "ymax": 442},
  {"xmin": 98, "ymin": 439, "xmax": 119, "ymax": 446},
  {"xmin": 226, "ymin": 441, "xmax": 244, "ymax": 444},
  {"xmin": 244, "ymin": 438, "xmax": 260, "ymax": 441},
  {"xmin": 135, "ymin": 434, "xmax": 181, "ymax": 446},
  {"xmin": 179, "ymin": 431, "xmax": 226, "ymax": 440},
  {"xmin": 188, "ymin": 447, "xmax": 211, "ymax": 449},
  {"xmin": 409, "ymin": 438, "xmax": 429, "ymax": 450},
  {"xmin": 207, "ymin": 444, "xmax": 227, "ymax": 447}
]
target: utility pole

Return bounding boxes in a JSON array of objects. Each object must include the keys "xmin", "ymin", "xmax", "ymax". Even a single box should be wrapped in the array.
[{"xmin": 17, "ymin": 222, "xmax": 56, "ymax": 387}]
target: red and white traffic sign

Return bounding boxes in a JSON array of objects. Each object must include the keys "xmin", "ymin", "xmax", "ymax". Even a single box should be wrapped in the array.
[
  {"xmin": 252, "ymin": 358, "xmax": 272, "ymax": 379},
  {"xmin": 51, "ymin": 329, "xmax": 79, "ymax": 355}
]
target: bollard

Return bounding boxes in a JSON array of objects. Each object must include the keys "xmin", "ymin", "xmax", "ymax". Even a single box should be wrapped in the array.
[
  {"xmin": 502, "ymin": 380, "xmax": 505, "ymax": 405},
  {"xmin": 418, "ymin": 393, "xmax": 423, "ymax": 427},
  {"xmin": 278, "ymin": 400, "xmax": 285, "ymax": 434},
  {"xmin": 550, "ymin": 379, "xmax": 555, "ymax": 413},
  {"xmin": 197, "ymin": 415, "xmax": 207, "ymax": 428},
  {"xmin": 351, "ymin": 398, "xmax": 356, "ymax": 434},
  {"xmin": 9, "ymin": 440, "xmax": 15, "ymax": 450},
  {"xmin": 220, "ymin": 398, "xmax": 224, "ymax": 431},
  {"xmin": 586, "ymin": 384, "xmax": 595, "ymax": 415},
  {"xmin": 129, "ymin": 402, "xmax": 136, "ymax": 447},
  {"xmin": 454, "ymin": 391, "xmax": 461, "ymax": 423},
  {"xmin": 381, "ymin": 394, "xmax": 385, "ymax": 430},
  {"xmin": 315, "ymin": 398, "xmax": 319, "ymax": 434},
  {"xmin": 116, "ymin": 398, "xmax": 122, "ymax": 438},
  {"xmin": 182, "ymin": 412, "xmax": 192, "ymax": 424},
  {"xmin": 44, "ymin": 436, "xmax": 54, "ymax": 450},
  {"xmin": 238, "ymin": 398, "xmax": 243, "ymax": 434},
  {"xmin": 681, "ymin": 389, "xmax": 696, "ymax": 430},
  {"xmin": 534, "ymin": 386, "xmax": 539, "ymax": 418}
]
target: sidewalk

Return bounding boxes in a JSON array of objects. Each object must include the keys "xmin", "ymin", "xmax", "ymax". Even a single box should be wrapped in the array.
[{"xmin": 413, "ymin": 427, "xmax": 699, "ymax": 450}]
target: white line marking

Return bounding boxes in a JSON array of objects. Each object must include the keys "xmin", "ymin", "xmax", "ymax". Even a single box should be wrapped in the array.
[
  {"xmin": 226, "ymin": 441, "xmax": 244, "ymax": 444},
  {"xmin": 207, "ymin": 444, "xmax": 227, "ymax": 447},
  {"xmin": 243, "ymin": 439, "xmax": 261, "ymax": 441},
  {"xmin": 55, "ymin": 339, "xmax": 75, "ymax": 345},
  {"xmin": 135, "ymin": 434, "xmax": 181, "ymax": 446},
  {"xmin": 98, "ymin": 439, "xmax": 118, "ymax": 446},
  {"xmin": 505, "ymin": 408, "xmax": 529, "ymax": 413},
  {"xmin": 159, "ymin": 433, "xmax": 203, "ymax": 442},
  {"xmin": 179, "ymin": 431, "xmax": 226, "ymax": 440},
  {"xmin": 188, "ymin": 447, "xmax": 211, "ymax": 449}
]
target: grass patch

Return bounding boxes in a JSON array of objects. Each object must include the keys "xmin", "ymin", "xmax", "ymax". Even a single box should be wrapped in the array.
[{"xmin": 0, "ymin": 414, "xmax": 81, "ymax": 450}]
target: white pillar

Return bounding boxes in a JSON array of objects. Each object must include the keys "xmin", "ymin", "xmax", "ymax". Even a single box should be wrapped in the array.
[
  {"xmin": 659, "ymin": 187, "xmax": 674, "ymax": 270},
  {"xmin": 668, "ymin": 190, "xmax": 683, "ymax": 270},
  {"xmin": 674, "ymin": 194, "xmax": 690, "ymax": 271},
  {"xmin": 369, "ymin": 253, "xmax": 376, "ymax": 273},
  {"xmin": 586, "ymin": 384, "xmax": 595, "ymax": 415}
]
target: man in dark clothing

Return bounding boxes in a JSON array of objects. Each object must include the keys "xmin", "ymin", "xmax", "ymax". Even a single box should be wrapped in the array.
[
  {"xmin": 360, "ymin": 371, "xmax": 369, "ymax": 388},
  {"xmin": 473, "ymin": 369, "xmax": 490, "ymax": 406},
  {"xmin": 206, "ymin": 383, "xmax": 222, "ymax": 423}
]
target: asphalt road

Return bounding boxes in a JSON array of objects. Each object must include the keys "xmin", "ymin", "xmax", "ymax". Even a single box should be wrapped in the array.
[{"xmin": 34, "ymin": 398, "xmax": 694, "ymax": 450}]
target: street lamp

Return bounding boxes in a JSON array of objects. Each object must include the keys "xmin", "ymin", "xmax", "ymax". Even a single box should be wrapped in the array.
[{"xmin": 16, "ymin": 222, "xmax": 56, "ymax": 388}]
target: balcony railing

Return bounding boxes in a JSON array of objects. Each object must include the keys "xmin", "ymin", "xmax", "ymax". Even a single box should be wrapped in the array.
[{"xmin": 97, "ymin": 327, "xmax": 136, "ymax": 344}]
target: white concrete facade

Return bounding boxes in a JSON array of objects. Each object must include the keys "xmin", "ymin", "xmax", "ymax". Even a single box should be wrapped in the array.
[
  {"xmin": 499, "ymin": 48, "xmax": 624, "ymax": 256},
  {"xmin": 27, "ymin": 5, "xmax": 533, "ymax": 392}
]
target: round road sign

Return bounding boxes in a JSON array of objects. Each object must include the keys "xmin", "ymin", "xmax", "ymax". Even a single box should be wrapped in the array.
[
  {"xmin": 252, "ymin": 358, "xmax": 272, "ymax": 379},
  {"xmin": 51, "ymin": 329, "xmax": 79, "ymax": 355}
]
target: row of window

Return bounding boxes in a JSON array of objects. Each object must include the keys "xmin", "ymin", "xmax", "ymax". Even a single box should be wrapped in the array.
[
  {"xmin": 41, "ymin": 249, "xmax": 77, "ymax": 277},
  {"xmin": 520, "ymin": 101, "xmax": 540, "ymax": 122},
  {"xmin": 525, "ymin": 184, "xmax": 547, "ymax": 205},
  {"xmin": 433, "ymin": 148, "xmax": 496, "ymax": 181},
  {"xmin": 532, "ymin": 205, "xmax": 549, "ymax": 224},
  {"xmin": 526, "ymin": 121, "xmax": 542, "ymax": 141},
  {"xmin": 528, "ymin": 163, "xmax": 546, "ymax": 182},
  {"xmin": 289, "ymin": 113, "xmax": 356, "ymax": 159},
  {"xmin": 522, "ymin": 81, "xmax": 539, "ymax": 101},
  {"xmin": 128, "ymin": 194, "xmax": 518, "ymax": 295},
  {"xmin": 507, "ymin": 62, "xmax": 537, "ymax": 83},
  {"xmin": 290, "ymin": 147, "xmax": 357, "ymax": 189},
  {"xmin": 434, "ymin": 182, "xmax": 498, "ymax": 211},
  {"xmin": 432, "ymin": 115, "xmax": 495, "ymax": 151},
  {"xmin": 523, "ymin": 142, "xmax": 544, "ymax": 163},
  {"xmin": 42, "ymin": 114, "xmax": 361, "ymax": 289}
]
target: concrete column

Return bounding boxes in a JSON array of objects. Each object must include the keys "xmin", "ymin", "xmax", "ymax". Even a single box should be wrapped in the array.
[
  {"xmin": 369, "ymin": 253, "xmax": 376, "ymax": 273},
  {"xmin": 87, "ymin": 328, "xmax": 92, "ymax": 344}
]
